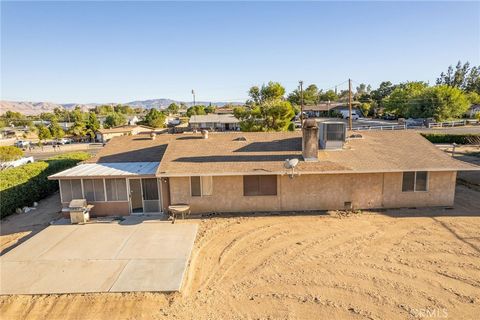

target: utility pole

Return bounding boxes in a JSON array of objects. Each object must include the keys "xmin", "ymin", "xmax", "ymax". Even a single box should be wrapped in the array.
[
  {"xmin": 299, "ymin": 80, "xmax": 304, "ymax": 127},
  {"xmin": 191, "ymin": 89, "xmax": 195, "ymax": 107},
  {"xmin": 348, "ymin": 78, "xmax": 352, "ymax": 130}
]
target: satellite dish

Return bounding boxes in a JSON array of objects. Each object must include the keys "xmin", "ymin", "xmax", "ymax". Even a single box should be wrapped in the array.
[{"xmin": 284, "ymin": 158, "xmax": 299, "ymax": 169}]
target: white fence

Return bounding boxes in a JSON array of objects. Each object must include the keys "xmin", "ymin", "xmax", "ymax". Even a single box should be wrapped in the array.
[
  {"xmin": 352, "ymin": 124, "xmax": 407, "ymax": 131},
  {"xmin": 428, "ymin": 120, "xmax": 479, "ymax": 128}
]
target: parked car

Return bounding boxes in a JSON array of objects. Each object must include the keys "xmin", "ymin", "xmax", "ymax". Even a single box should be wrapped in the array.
[
  {"xmin": 14, "ymin": 140, "xmax": 30, "ymax": 148},
  {"xmin": 56, "ymin": 138, "xmax": 74, "ymax": 145},
  {"xmin": 405, "ymin": 118, "xmax": 424, "ymax": 127},
  {"xmin": 382, "ymin": 114, "xmax": 397, "ymax": 120},
  {"xmin": 339, "ymin": 110, "xmax": 360, "ymax": 120},
  {"xmin": 0, "ymin": 156, "xmax": 34, "ymax": 170}
]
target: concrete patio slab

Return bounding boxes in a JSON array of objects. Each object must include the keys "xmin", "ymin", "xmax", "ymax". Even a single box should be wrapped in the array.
[
  {"xmin": 0, "ymin": 220, "xmax": 198, "ymax": 295},
  {"xmin": 110, "ymin": 259, "xmax": 186, "ymax": 292}
]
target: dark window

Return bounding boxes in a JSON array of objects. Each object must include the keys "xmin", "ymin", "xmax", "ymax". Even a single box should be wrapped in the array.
[
  {"xmin": 402, "ymin": 172, "xmax": 415, "ymax": 192},
  {"xmin": 142, "ymin": 178, "xmax": 159, "ymax": 200},
  {"xmin": 191, "ymin": 176, "xmax": 201, "ymax": 196},
  {"xmin": 402, "ymin": 171, "xmax": 428, "ymax": 192},
  {"xmin": 243, "ymin": 175, "xmax": 277, "ymax": 196},
  {"xmin": 415, "ymin": 171, "xmax": 428, "ymax": 191}
]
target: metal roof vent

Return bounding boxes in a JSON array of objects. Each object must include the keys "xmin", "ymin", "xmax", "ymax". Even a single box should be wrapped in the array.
[{"xmin": 318, "ymin": 121, "xmax": 346, "ymax": 150}]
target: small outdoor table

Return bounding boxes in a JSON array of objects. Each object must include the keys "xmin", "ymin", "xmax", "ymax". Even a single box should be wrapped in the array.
[{"xmin": 168, "ymin": 204, "xmax": 191, "ymax": 223}]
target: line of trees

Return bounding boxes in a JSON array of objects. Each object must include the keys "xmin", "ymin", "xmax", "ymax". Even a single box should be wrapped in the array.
[{"xmin": 233, "ymin": 61, "xmax": 480, "ymax": 132}]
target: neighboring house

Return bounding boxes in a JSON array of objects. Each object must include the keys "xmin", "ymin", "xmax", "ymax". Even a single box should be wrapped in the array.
[
  {"xmin": 95, "ymin": 125, "xmax": 154, "ymax": 143},
  {"xmin": 127, "ymin": 115, "xmax": 140, "ymax": 125},
  {"xmin": 189, "ymin": 114, "xmax": 240, "ymax": 131},
  {"xmin": 214, "ymin": 108, "xmax": 235, "ymax": 115},
  {"xmin": 59, "ymin": 122, "xmax": 74, "ymax": 131},
  {"xmin": 469, "ymin": 104, "xmax": 480, "ymax": 118},
  {"xmin": 49, "ymin": 121, "xmax": 479, "ymax": 217},
  {"xmin": 304, "ymin": 102, "xmax": 361, "ymax": 118}
]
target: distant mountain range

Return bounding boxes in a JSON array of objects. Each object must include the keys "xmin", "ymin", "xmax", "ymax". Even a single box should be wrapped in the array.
[{"xmin": 0, "ymin": 99, "xmax": 242, "ymax": 116}]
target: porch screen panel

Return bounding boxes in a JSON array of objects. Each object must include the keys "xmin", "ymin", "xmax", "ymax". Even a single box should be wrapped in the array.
[
  {"xmin": 60, "ymin": 180, "xmax": 73, "ymax": 202},
  {"xmin": 83, "ymin": 179, "xmax": 95, "ymax": 201},
  {"xmin": 142, "ymin": 178, "xmax": 159, "ymax": 200},
  {"xmin": 106, "ymin": 178, "xmax": 127, "ymax": 201},
  {"xmin": 94, "ymin": 179, "xmax": 105, "ymax": 201},
  {"xmin": 71, "ymin": 179, "xmax": 83, "ymax": 199}
]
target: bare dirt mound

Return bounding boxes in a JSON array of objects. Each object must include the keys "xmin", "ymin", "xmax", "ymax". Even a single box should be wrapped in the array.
[{"xmin": 1, "ymin": 189, "xmax": 479, "ymax": 319}]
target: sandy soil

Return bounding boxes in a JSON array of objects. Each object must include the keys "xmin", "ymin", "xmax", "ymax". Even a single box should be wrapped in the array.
[{"xmin": 1, "ymin": 185, "xmax": 479, "ymax": 319}]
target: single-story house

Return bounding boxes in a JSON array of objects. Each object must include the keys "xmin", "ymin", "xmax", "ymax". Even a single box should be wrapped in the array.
[
  {"xmin": 303, "ymin": 102, "xmax": 361, "ymax": 117},
  {"xmin": 49, "ymin": 120, "xmax": 479, "ymax": 216},
  {"xmin": 189, "ymin": 114, "xmax": 240, "ymax": 131},
  {"xmin": 95, "ymin": 125, "xmax": 155, "ymax": 143},
  {"xmin": 469, "ymin": 104, "xmax": 480, "ymax": 118}
]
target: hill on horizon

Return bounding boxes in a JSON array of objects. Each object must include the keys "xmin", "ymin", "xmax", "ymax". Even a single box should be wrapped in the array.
[{"xmin": 0, "ymin": 99, "xmax": 242, "ymax": 116}]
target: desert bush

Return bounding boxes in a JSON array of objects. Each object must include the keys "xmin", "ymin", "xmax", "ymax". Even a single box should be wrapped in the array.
[{"xmin": 0, "ymin": 152, "xmax": 90, "ymax": 218}]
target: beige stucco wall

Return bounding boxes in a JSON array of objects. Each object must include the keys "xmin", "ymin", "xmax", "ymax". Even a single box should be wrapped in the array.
[
  {"xmin": 168, "ymin": 171, "xmax": 457, "ymax": 214},
  {"xmin": 382, "ymin": 171, "xmax": 456, "ymax": 208}
]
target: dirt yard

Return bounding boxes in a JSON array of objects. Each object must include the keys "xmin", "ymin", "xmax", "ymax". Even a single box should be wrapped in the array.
[{"xmin": 1, "ymin": 185, "xmax": 479, "ymax": 319}]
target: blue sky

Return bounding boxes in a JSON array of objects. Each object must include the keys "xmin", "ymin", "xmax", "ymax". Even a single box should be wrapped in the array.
[{"xmin": 1, "ymin": 1, "xmax": 479, "ymax": 104}]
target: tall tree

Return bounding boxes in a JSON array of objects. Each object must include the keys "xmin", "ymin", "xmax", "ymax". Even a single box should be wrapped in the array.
[
  {"xmin": 104, "ymin": 112, "xmax": 127, "ymax": 128},
  {"xmin": 85, "ymin": 112, "xmax": 100, "ymax": 140},
  {"xmin": 247, "ymin": 81, "xmax": 285, "ymax": 105},
  {"xmin": 143, "ymin": 109, "xmax": 166, "ymax": 128},
  {"xmin": 37, "ymin": 124, "xmax": 52, "ymax": 141},
  {"xmin": 49, "ymin": 118, "xmax": 65, "ymax": 139},
  {"xmin": 288, "ymin": 84, "xmax": 319, "ymax": 105},
  {"xmin": 237, "ymin": 82, "xmax": 294, "ymax": 131},
  {"xmin": 318, "ymin": 90, "xmax": 338, "ymax": 102},
  {"xmin": 436, "ymin": 61, "xmax": 480, "ymax": 94},
  {"xmin": 167, "ymin": 103, "xmax": 180, "ymax": 115},
  {"xmin": 384, "ymin": 82, "xmax": 428, "ymax": 117}
]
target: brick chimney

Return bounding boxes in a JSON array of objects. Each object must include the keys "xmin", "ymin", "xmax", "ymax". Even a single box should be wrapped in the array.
[{"xmin": 302, "ymin": 119, "xmax": 318, "ymax": 161}]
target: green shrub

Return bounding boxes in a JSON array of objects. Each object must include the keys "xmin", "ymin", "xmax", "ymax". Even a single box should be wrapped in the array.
[
  {"xmin": 0, "ymin": 146, "xmax": 24, "ymax": 162},
  {"xmin": 421, "ymin": 133, "xmax": 480, "ymax": 144},
  {"xmin": 0, "ymin": 152, "xmax": 90, "ymax": 218}
]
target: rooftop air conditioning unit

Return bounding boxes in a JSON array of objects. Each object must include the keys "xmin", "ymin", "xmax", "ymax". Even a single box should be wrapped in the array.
[{"xmin": 318, "ymin": 121, "xmax": 346, "ymax": 150}]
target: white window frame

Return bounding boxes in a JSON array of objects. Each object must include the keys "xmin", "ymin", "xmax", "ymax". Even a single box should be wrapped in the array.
[{"xmin": 190, "ymin": 176, "xmax": 213, "ymax": 197}]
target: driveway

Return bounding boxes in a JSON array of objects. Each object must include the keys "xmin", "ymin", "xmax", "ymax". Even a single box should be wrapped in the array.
[{"xmin": 0, "ymin": 218, "xmax": 197, "ymax": 294}]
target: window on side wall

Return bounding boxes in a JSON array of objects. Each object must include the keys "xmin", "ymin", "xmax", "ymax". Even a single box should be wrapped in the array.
[
  {"xmin": 402, "ymin": 171, "xmax": 428, "ymax": 192},
  {"xmin": 243, "ymin": 175, "xmax": 277, "ymax": 196},
  {"xmin": 190, "ymin": 176, "xmax": 213, "ymax": 197}
]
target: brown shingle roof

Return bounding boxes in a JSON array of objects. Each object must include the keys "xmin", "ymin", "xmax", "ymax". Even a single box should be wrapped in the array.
[
  {"xmin": 87, "ymin": 133, "xmax": 173, "ymax": 163},
  {"xmin": 88, "ymin": 130, "xmax": 480, "ymax": 175},
  {"xmin": 157, "ymin": 131, "xmax": 479, "ymax": 176}
]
